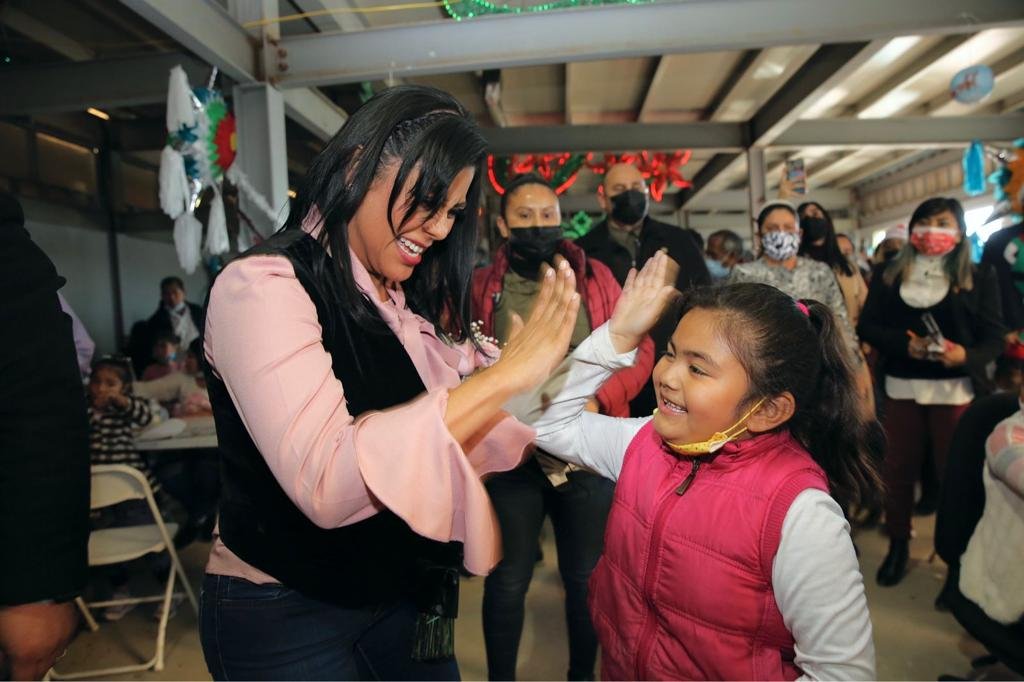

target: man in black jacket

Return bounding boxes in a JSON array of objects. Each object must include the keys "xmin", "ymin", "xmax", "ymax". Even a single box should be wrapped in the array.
[
  {"xmin": 0, "ymin": 193, "xmax": 89, "ymax": 680},
  {"xmin": 127, "ymin": 277, "xmax": 205, "ymax": 377},
  {"xmin": 575, "ymin": 162, "xmax": 708, "ymax": 293},
  {"xmin": 575, "ymin": 162, "xmax": 710, "ymax": 415}
]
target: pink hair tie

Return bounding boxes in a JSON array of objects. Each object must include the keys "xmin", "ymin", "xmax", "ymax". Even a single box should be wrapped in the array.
[{"xmin": 795, "ymin": 300, "xmax": 810, "ymax": 317}]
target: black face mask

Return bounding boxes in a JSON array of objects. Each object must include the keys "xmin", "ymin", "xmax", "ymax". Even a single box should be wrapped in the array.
[
  {"xmin": 507, "ymin": 226, "xmax": 563, "ymax": 279},
  {"xmin": 800, "ymin": 216, "xmax": 829, "ymax": 243},
  {"xmin": 610, "ymin": 189, "xmax": 649, "ymax": 226}
]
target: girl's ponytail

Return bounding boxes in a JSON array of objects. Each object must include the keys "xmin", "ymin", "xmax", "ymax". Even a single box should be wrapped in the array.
[
  {"xmin": 677, "ymin": 284, "xmax": 883, "ymax": 510},
  {"xmin": 796, "ymin": 299, "xmax": 884, "ymax": 510}
]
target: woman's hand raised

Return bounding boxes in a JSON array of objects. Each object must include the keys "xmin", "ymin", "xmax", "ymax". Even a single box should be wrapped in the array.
[
  {"xmin": 608, "ymin": 250, "xmax": 680, "ymax": 354},
  {"xmin": 493, "ymin": 255, "xmax": 581, "ymax": 394},
  {"xmin": 444, "ymin": 256, "xmax": 578, "ymax": 447}
]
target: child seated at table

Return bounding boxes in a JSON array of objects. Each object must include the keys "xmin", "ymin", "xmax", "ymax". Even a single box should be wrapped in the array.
[
  {"xmin": 141, "ymin": 332, "xmax": 182, "ymax": 381},
  {"xmin": 88, "ymin": 356, "xmax": 177, "ymax": 620},
  {"xmin": 135, "ymin": 339, "xmax": 211, "ymax": 417}
]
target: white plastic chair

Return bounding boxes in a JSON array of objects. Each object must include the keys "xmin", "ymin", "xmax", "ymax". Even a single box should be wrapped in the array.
[{"xmin": 50, "ymin": 465, "xmax": 198, "ymax": 679}]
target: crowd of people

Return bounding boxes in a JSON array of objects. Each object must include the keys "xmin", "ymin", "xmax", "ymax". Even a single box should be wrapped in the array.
[{"xmin": 2, "ymin": 83, "xmax": 1022, "ymax": 681}]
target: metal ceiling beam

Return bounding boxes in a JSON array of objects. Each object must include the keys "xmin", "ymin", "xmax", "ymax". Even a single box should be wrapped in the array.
[
  {"xmin": 854, "ymin": 35, "xmax": 971, "ymax": 117},
  {"xmin": 119, "ymin": 0, "xmax": 255, "ymax": 83},
  {"xmin": 288, "ymin": 0, "xmax": 369, "ymax": 32},
  {"xmin": 564, "ymin": 64, "xmax": 579, "ymax": 126},
  {"xmin": 675, "ymin": 153, "xmax": 742, "ymax": 208},
  {"xmin": 686, "ymin": 188, "xmax": 852, "ymax": 211},
  {"xmin": 281, "ymin": 88, "xmax": 349, "ymax": 140},
  {"xmin": 705, "ymin": 49, "xmax": 762, "ymax": 121},
  {"xmin": 0, "ymin": 53, "xmax": 211, "ymax": 116},
  {"xmin": 271, "ymin": 0, "xmax": 1023, "ymax": 88},
  {"xmin": 118, "ymin": 0, "xmax": 347, "ymax": 141},
  {"xmin": 483, "ymin": 122, "xmax": 745, "ymax": 154},
  {"xmin": 830, "ymin": 151, "xmax": 923, "ymax": 188},
  {"xmin": 637, "ymin": 57, "xmax": 667, "ymax": 123},
  {"xmin": 1000, "ymin": 89, "xmax": 1024, "ymax": 114},
  {"xmin": 856, "ymin": 149, "xmax": 964, "ymax": 193},
  {"xmin": 680, "ymin": 39, "xmax": 887, "ymax": 207},
  {"xmin": 773, "ymin": 114, "xmax": 1024, "ymax": 148},
  {"xmin": 0, "ymin": 6, "xmax": 96, "ymax": 60},
  {"xmin": 748, "ymin": 42, "xmax": 879, "ymax": 146}
]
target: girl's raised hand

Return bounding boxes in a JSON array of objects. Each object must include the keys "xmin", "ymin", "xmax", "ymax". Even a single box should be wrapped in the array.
[
  {"xmin": 493, "ymin": 255, "xmax": 581, "ymax": 394},
  {"xmin": 608, "ymin": 250, "xmax": 680, "ymax": 354}
]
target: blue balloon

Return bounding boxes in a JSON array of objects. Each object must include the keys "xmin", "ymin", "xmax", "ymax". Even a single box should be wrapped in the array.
[{"xmin": 950, "ymin": 65, "xmax": 995, "ymax": 104}]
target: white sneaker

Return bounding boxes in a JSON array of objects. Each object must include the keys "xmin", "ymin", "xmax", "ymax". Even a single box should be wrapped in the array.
[
  {"xmin": 152, "ymin": 593, "xmax": 185, "ymax": 621},
  {"xmin": 103, "ymin": 588, "xmax": 137, "ymax": 621}
]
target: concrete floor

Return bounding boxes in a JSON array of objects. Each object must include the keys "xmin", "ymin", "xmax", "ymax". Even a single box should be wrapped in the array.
[{"xmin": 55, "ymin": 515, "xmax": 1021, "ymax": 681}]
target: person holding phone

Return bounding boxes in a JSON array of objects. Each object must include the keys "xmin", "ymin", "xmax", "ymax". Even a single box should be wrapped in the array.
[{"xmin": 858, "ymin": 197, "xmax": 1006, "ymax": 587}]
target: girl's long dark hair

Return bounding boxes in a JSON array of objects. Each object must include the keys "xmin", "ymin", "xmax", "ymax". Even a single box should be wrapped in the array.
[
  {"xmin": 679, "ymin": 283, "xmax": 884, "ymax": 508},
  {"xmin": 797, "ymin": 200, "xmax": 854, "ymax": 277},
  {"xmin": 284, "ymin": 85, "xmax": 488, "ymax": 343}
]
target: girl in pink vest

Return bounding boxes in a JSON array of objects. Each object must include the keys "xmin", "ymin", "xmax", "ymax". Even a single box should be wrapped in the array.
[{"xmin": 517, "ymin": 252, "xmax": 881, "ymax": 680}]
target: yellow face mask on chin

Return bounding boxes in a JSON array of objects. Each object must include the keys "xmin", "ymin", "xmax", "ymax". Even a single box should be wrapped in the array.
[{"xmin": 656, "ymin": 398, "xmax": 766, "ymax": 456}]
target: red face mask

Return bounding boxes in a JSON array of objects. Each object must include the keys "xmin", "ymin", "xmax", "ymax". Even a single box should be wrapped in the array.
[{"xmin": 910, "ymin": 226, "xmax": 959, "ymax": 257}]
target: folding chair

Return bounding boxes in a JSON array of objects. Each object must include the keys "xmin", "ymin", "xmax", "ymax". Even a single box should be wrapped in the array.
[{"xmin": 50, "ymin": 465, "xmax": 198, "ymax": 679}]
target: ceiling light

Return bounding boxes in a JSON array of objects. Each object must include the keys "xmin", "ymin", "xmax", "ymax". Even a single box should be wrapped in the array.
[
  {"xmin": 753, "ymin": 61, "xmax": 786, "ymax": 80},
  {"xmin": 802, "ymin": 87, "xmax": 848, "ymax": 119},
  {"xmin": 87, "ymin": 107, "xmax": 110, "ymax": 121},
  {"xmin": 869, "ymin": 36, "xmax": 923, "ymax": 69},
  {"xmin": 858, "ymin": 90, "xmax": 919, "ymax": 119},
  {"xmin": 288, "ymin": 189, "xmax": 297, "ymax": 198}
]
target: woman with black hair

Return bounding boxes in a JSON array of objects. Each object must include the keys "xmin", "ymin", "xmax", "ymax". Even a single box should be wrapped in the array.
[
  {"xmin": 859, "ymin": 197, "xmax": 1006, "ymax": 587},
  {"xmin": 728, "ymin": 202, "xmax": 862, "ymax": 370},
  {"xmin": 797, "ymin": 201, "xmax": 874, "ymax": 415},
  {"xmin": 199, "ymin": 85, "xmax": 582, "ymax": 679},
  {"xmin": 798, "ymin": 202, "xmax": 868, "ymax": 327}
]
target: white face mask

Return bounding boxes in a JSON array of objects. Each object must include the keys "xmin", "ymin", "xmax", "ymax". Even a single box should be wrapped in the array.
[{"xmin": 761, "ymin": 231, "xmax": 801, "ymax": 261}]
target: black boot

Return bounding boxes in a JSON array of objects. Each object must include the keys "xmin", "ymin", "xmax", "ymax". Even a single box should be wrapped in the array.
[{"xmin": 876, "ymin": 538, "xmax": 909, "ymax": 587}]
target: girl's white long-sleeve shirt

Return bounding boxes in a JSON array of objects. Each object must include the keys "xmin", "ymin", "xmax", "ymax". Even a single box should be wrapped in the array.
[{"xmin": 507, "ymin": 323, "xmax": 876, "ymax": 681}]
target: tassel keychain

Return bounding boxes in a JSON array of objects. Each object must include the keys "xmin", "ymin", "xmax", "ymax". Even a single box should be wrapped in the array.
[{"xmin": 411, "ymin": 560, "xmax": 460, "ymax": 662}]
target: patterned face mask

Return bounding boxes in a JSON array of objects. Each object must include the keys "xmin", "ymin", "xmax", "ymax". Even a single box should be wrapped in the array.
[
  {"xmin": 910, "ymin": 226, "xmax": 959, "ymax": 257},
  {"xmin": 760, "ymin": 231, "xmax": 801, "ymax": 261}
]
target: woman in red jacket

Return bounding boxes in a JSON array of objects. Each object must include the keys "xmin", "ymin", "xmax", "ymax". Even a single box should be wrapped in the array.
[{"xmin": 471, "ymin": 173, "xmax": 654, "ymax": 681}]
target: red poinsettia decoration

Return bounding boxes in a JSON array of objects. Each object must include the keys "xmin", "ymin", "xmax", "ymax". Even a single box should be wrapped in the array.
[
  {"xmin": 588, "ymin": 150, "xmax": 693, "ymax": 202},
  {"xmin": 213, "ymin": 112, "xmax": 237, "ymax": 173},
  {"xmin": 488, "ymin": 153, "xmax": 587, "ymax": 195}
]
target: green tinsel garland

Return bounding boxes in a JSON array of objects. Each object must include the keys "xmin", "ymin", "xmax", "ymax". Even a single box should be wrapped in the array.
[{"xmin": 443, "ymin": 0, "xmax": 650, "ymax": 21}]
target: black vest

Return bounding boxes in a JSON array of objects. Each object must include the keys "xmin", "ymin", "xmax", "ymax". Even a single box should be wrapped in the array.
[{"xmin": 206, "ymin": 230, "xmax": 462, "ymax": 607}]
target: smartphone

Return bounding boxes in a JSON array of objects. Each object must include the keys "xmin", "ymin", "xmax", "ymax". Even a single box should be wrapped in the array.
[
  {"xmin": 785, "ymin": 158, "xmax": 807, "ymax": 195},
  {"xmin": 921, "ymin": 313, "xmax": 946, "ymax": 359}
]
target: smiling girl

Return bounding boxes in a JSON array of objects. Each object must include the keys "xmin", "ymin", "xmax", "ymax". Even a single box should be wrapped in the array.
[
  {"xmin": 199, "ymin": 86, "xmax": 581, "ymax": 680},
  {"xmin": 517, "ymin": 254, "xmax": 882, "ymax": 680}
]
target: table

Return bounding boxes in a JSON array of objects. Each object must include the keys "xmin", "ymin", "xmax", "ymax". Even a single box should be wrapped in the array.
[{"xmin": 135, "ymin": 416, "xmax": 218, "ymax": 451}]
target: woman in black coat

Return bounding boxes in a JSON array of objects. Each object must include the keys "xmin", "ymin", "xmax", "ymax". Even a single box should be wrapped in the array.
[{"xmin": 858, "ymin": 197, "xmax": 1006, "ymax": 587}]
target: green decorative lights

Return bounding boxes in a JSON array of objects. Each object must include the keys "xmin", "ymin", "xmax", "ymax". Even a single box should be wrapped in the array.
[{"xmin": 442, "ymin": 0, "xmax": 651, "ymax": 21}]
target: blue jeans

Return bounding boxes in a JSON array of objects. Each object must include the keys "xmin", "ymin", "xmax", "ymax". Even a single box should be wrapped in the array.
[
  {"xmin": 200, "ymin": 574, "xmax": 461, "ymax": 680},
  {"xmin": 482, "ymin": 459, "xmax": 613, "ymax": 681}
]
